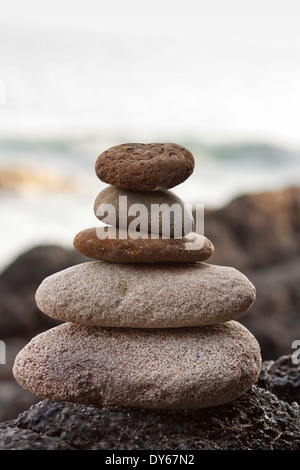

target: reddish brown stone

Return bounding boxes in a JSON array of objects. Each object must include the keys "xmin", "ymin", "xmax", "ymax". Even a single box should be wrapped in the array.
[
  {"xmin": 73, "ymin": 227, "xmax": 214, "ymax": 263},
  {"xmin": 95, "ymin": 143, "xmax": 195, "ymax": 190}
]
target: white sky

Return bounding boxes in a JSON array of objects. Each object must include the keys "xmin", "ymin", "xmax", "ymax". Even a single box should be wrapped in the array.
[
  {"xmin": 1, "ymin": 0, "xmax": 300, "ymax": 17},
  {"xmin": 1, "ymin": 2, "xmax": 300, "ymax": 145}
]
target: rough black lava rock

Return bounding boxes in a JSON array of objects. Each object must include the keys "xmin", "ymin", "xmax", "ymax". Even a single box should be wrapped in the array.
[
  {"xmin": 258, "ymin": 355, "xmax": 300, "ymax": 404},
  {"xmin": 0, "ymin": 385, "xmax": 299, "ymax": 450}
]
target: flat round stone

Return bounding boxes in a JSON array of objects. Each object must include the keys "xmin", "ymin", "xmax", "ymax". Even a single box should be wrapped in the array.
[
  {"xmin": 95, "ymin": 143, "xmax": 195, "ymax": 190},
  {"xmin": 94, "ymin": 186, "xmax": 195, "ymax": 237},
  {"xmin": 73, "ymin": 228, "xmax": 214, "ymax": 263},
  {"xmin": 35, "ymin": 261, "xmax": 256, "ymax": 327},
  {"xmin": 13, "ymin": 321, "xmax": 262, "ymax": 409}
]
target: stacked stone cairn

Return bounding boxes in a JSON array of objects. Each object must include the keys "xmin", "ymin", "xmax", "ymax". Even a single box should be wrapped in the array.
[{"xmin": 14, "ymin": 143, "xmax": 262, "ymax": 409}]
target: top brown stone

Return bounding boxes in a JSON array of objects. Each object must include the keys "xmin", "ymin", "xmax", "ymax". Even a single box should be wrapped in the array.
[{"xmin": 95, "ymin": 143, "xmax": 195, "ymax": 190}]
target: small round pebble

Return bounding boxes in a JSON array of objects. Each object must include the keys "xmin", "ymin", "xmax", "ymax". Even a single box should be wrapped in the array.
[{"xmin": 95, "ymin": 143, "xmax": 195, "ymax": 190}]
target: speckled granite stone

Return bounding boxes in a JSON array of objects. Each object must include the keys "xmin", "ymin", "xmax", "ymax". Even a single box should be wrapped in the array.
[
  {"xmin": 13, "ymin": 321, "xmax": 261, "ymax": 409},
  {"xmin": 35, "ymin": 261, "xmax": 256, "ymax": 328}
]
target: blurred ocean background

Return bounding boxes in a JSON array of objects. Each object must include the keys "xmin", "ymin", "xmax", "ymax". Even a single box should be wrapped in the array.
[
  {"xmin": 1, "ymin": 138, "xmax": 300, "ymax": 271},
  {"xmin": 1, "ymin": 10, "xmax": 300, "ymax": 270}
]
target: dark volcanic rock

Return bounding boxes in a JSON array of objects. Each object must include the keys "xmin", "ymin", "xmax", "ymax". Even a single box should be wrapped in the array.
[
  {"xmin": 258, "ymin": 355, "xmax": 300, "ymax": 404},
  {"xmin": 0, "ymin": 338, "xmax": 39, "ymax": 422},
  {"xmin": 0, "ymin": 380, "xmax": 39, "ymax": 423},
  {"xmin": 203, "ymin": 186, "xmax": 300, "ymax": 360},
  {"xmin": 204, "ymin": 186, "xmax": 300, "ymax": 272},
  {"xmin": 0, "ymin": 245, "xmax": 88, "ymax": 338},
  {"xmin": 0, "ymin": 425, "xmax": 73, "ymax": 450},
  {"xmin": 0, "ymin": 385, "xmax": 299, "ymax": 450},
  {"xmin": 241, "ymin": 259, "xmax": 300, "ymax": 359},
  {"xmin": 0, "ymin": 245, "xmax": 89, "ymax": 422}
]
